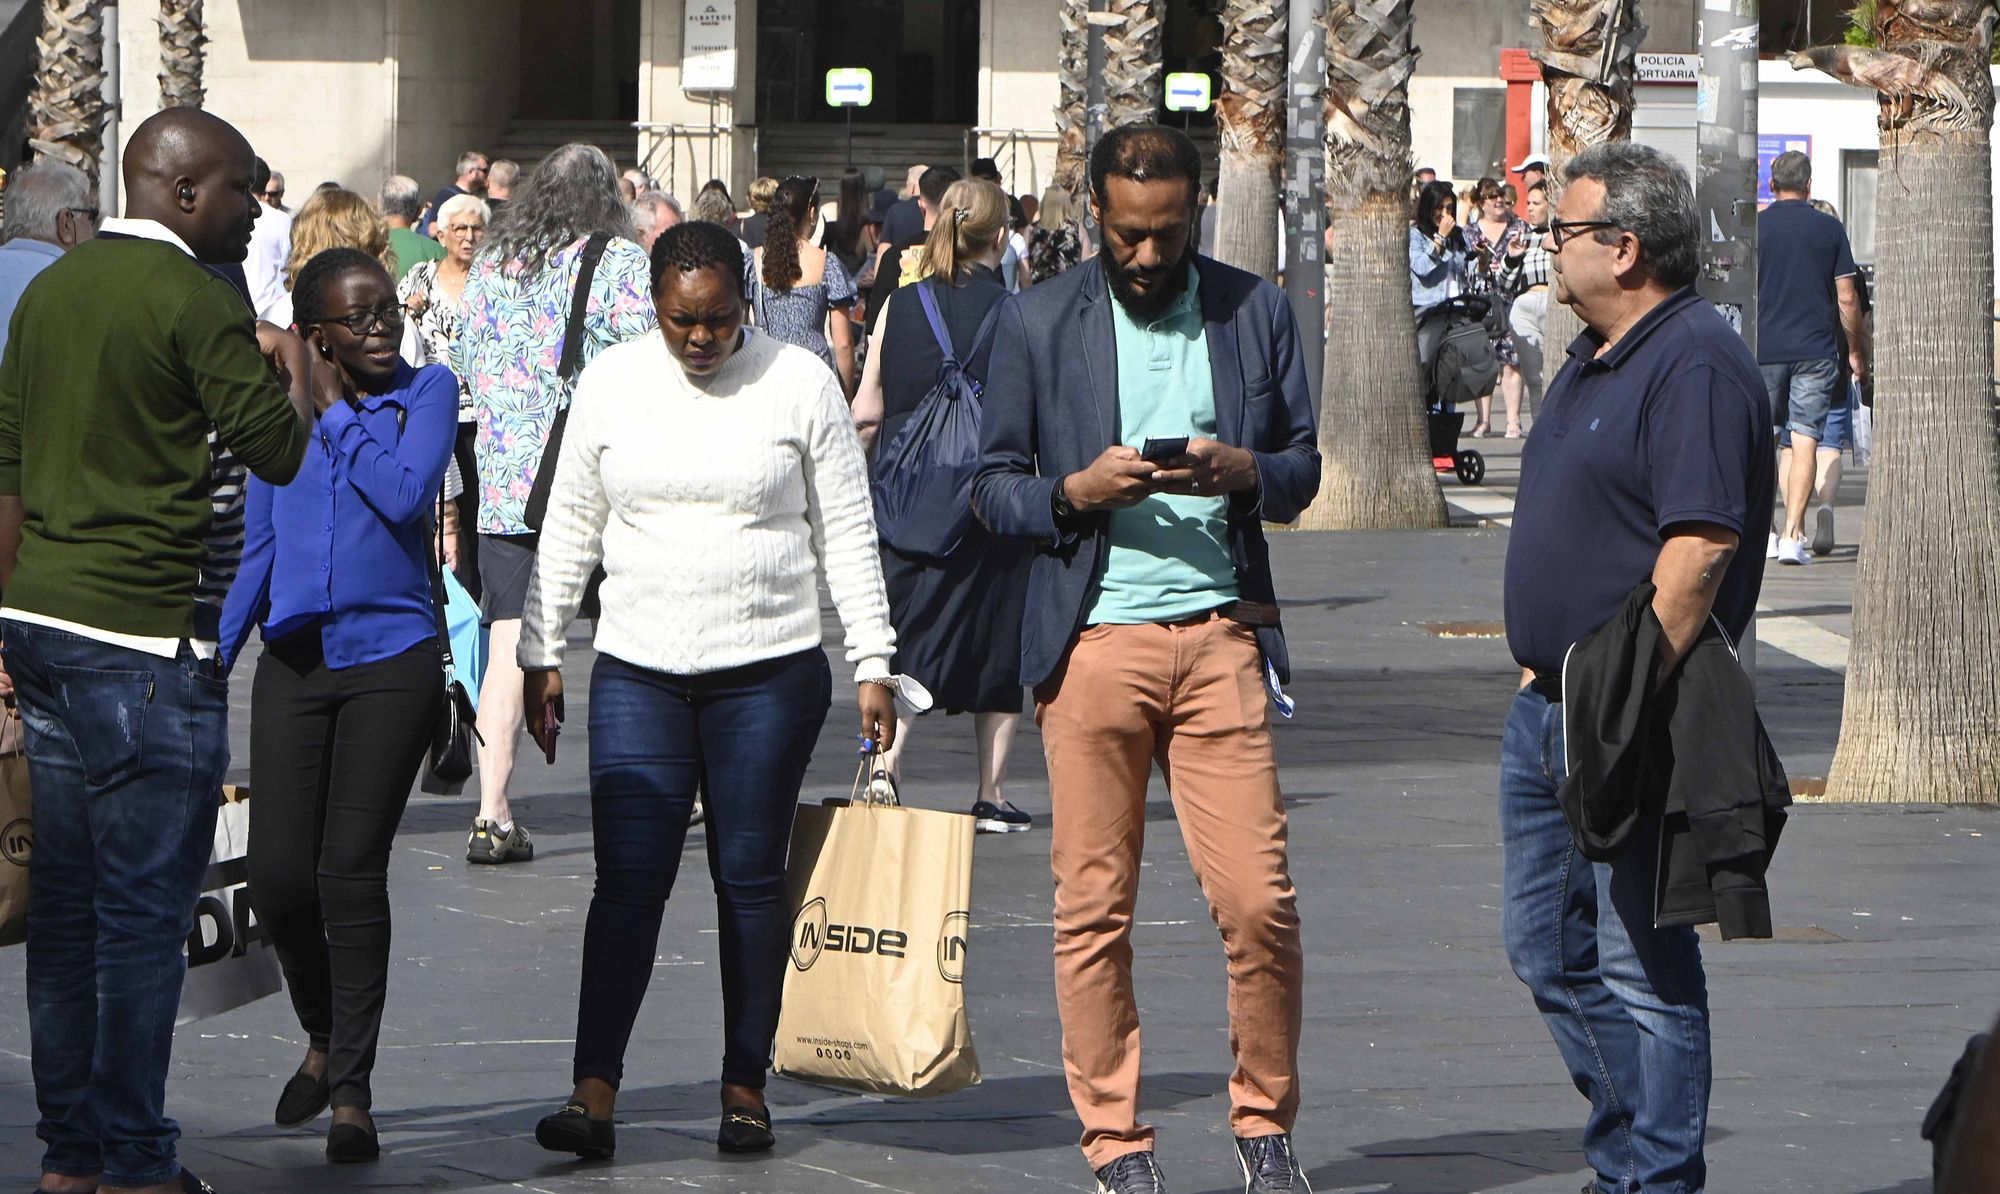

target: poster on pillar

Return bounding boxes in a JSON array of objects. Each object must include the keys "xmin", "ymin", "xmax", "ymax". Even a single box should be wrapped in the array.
[{"xmin": 683, "ymin": 0, "xmax": 738, "ymax": 92}]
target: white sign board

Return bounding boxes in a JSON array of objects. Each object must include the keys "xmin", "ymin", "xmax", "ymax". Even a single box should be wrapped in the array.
[
  {"xmin": 683, "ymin": 0, "xmax": 737, "ymax": 92},
  {"xmin": 1165, "ymin": 72, "xmax": 1214, "ymax": 113},
  {"xmin": 1636, "ymin": 53, "xmax": 1700, "ymax": 84},
  {"xmin": 825, "ymin": 68, "xmax": 874, "ymax": 107}
]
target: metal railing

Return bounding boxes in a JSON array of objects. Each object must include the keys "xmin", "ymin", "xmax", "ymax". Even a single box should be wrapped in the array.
[
  {"xmin": 964, "ymin": 126, "xmax": 1062, "ymax": 196},
  {"xmin": 635, "ymin": 120, "xmax": 756, "ymax": 196}
]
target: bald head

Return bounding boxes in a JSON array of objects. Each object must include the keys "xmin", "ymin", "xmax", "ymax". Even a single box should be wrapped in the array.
[{"xmin": 121, "ymin": 107, "xmax": 262, "ymax": 263}]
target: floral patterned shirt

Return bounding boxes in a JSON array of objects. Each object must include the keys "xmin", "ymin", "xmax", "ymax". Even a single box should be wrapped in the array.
[
  {"xmin": 397, "ymin": 259, "xmax": 472, "ymax": 421},
  {"xmin": 454, "ymin": 235, "xmax": 657, "ymax": 535}
]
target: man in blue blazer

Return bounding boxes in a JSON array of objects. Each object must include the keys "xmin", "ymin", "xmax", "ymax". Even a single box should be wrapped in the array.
[{"xmin": 972, "ymin": 124, "xmax": 1320, "ymax": 1194}]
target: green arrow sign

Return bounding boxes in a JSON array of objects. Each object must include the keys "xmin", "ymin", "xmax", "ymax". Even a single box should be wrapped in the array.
[
  {"xmin": 825, "ymin": 68, "xmax": 874, "ymax": 108},
  {"xmin": 1164, "ymin": 72, "xmax": 1212, "ymax": 113}
]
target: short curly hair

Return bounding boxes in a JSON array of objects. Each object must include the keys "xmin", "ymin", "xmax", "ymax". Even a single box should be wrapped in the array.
[
  {"xmin": 292, "ymin": 246, "xmax": 392, "ymax": 328},
  {"xmin": 650, "ymin": 220, "xmax": 747, "ymax": 299}
]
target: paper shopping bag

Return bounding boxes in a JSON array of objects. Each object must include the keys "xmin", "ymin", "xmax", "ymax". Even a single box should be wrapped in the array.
[
  {"xmin": 0, "ymin": 712, "xmax": 30, "ymax": 948},
  {"xmin": 178, "ymin": 785, "xmax": 283, "ymax": 1024},
  {"xmin": 772, "ymin": 796, "xmax": 980, "ymax": 1098}
]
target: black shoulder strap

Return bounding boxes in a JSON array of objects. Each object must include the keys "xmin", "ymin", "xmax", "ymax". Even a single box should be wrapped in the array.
[
  {"xmin": 556, "ymin": 232, "xmax": 613, "ymax": 385},
  {"xmin": 965, "ymin": 297, "xmax": 1005, "ymax": 366}
]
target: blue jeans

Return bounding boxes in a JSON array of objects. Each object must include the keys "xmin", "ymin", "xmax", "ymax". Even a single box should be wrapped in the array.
[
  {"xmin": 1499, "ymin": 686, "xmax": 1711, "ymax": 1193},
  {"xmin": 573, "ymin": 648, "xmax": 832, "ymax": 1091},
  {"xmin": 1, "ymin": 619, "xmax": 230, "ymax": 1187}
]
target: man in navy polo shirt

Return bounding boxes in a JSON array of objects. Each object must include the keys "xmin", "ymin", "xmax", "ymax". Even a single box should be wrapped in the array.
[
  {"xmin": 1501, "ymin": 142, "xmax": 1773, "ymax": 1194},
  {"xmin": 1757, "ymin": 150, "xmax": 1865, "ymax": 565}
]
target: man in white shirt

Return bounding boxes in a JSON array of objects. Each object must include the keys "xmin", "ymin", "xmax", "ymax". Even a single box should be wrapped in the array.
[{"xmin": 244, "ymin": 155, "xmax": 293, "ymax": 323}]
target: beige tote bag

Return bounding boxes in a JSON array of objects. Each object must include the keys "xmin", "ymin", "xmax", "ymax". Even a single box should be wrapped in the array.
[{"xmin": 772, "ymin": 768, "xmax": 980, "ymax": 1097}]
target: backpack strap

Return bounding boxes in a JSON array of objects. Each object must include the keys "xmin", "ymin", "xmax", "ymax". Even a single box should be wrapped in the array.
[
  {"xmin": 915, "ymin": 279, "xmax": 1006, "ymax": 372},
  {"xmin": 913, "ymin": 279, "xmax": 956, "ymax": 364}
]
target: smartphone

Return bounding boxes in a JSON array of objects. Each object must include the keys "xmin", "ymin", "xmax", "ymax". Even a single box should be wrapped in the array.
[
  {"xmin": 540, "ymin": 701, "xmax": 561, "ymax": 764},
  {"xmin": 1141, "ymin": 435, "xmax": 1189, "ymax": 463}
]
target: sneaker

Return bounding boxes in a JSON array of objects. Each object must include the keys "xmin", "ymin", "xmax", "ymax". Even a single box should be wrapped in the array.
[
  {"xmin": 1766, "ymin": 531, "xmax": 1780, "ymax": 559},
  {"xmin": 1811, "ymin": 504, "xmax": 1836, "ymax": 556},
  {"xmin": 1095, "ymin": 1150, "xmax": 1168, "ymax": 1194},
  {"xmin": 1236, "ymin": 1134, "xmax": 1312, "ymax": 1193},
  {"xmin": 1776, "ymin": 535, "xmax": 1811, "ymax": 566},
  {"xmin": 466, "ymin": 818, "xmax": 534, "ymax": 864},
  {"xmin": 971, "ymin": 799, "xmax": 1033, "ymax": 834}
]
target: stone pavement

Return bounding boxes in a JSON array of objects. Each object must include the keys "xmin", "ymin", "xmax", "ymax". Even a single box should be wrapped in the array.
[{"xmin": 5, "ymin": 440, "xmax": 1991, "ymax": 1194}]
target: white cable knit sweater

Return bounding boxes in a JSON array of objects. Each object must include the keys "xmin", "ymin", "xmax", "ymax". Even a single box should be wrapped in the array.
[{"xmin": 517, "ymin": 330, "xmax": 896, "ymax": 679}]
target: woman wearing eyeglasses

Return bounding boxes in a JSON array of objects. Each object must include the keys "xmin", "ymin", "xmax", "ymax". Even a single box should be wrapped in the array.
[
  {"xmin": 747, "ymin": 176, "xmax": 859, "ymax": 394},
  {"xmin": 219, "ymin": 247, "xmax": 458, "ymax": 1165},
  {"xmin": 401, "ymin": 193, "xmax": 489, "ymax": 581}
]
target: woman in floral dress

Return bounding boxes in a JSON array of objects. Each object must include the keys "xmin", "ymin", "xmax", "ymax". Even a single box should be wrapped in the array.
[{"xmin": 1460, "ymin": 177, "xmax": 1532, "ymax": 437}]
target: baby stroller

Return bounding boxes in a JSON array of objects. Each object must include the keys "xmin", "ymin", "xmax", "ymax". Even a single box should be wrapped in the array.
[{"xmin": 1415, "ymin": 294, "xmax": 1498, "ymax": 486}]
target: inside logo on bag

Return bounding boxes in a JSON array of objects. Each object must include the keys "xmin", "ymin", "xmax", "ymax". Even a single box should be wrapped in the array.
[
  {"xmin": 789, "ymin": 896, "xmax": 909, "ymax": 971},
  {"xmin": 937, "ymin": 910, "xmax": 969, "ymax": 984},
  {"xmin": 1, "ymin": 818, "xmax": 29, "ymax": 866}
]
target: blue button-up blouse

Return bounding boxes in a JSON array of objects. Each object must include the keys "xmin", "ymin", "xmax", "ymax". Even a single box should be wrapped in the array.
[{"xmin": 220, "ymin": 362, "xmax": 457, "ymax": 671}]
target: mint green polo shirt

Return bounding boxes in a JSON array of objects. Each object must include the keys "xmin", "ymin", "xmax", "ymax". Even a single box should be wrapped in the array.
[{"xmin": 1086, "ymin": 265, "xmax": 1239, "ymax": 624}]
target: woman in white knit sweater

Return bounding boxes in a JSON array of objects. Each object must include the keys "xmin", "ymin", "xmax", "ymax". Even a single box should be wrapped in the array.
[{"xmin": 515, "ymin": 221, "xmax": 899, "ymax": 1161}]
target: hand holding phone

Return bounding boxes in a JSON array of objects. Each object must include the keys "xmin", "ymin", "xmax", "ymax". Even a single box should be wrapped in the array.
[
  {"xmin": 1141, "ymin": 435, "xmax": 1190, "ymax": 464},
  {"xmin": 523, "ymin": 669, "xmax": 565, "ymax": 764}
]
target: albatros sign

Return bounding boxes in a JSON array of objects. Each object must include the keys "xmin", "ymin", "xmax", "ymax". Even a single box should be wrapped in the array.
[{"xmin": 682, "ymin": 0, "xmax": 737, "ymax": 92}]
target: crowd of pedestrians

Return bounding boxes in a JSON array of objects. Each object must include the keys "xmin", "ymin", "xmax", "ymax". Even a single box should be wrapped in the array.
[{"xmin": 0, "ymin": 98, "xmax": 1810, "ymax": 1194}]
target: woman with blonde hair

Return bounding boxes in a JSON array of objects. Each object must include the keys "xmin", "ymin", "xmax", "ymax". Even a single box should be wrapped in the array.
[
  {"xmin": 852, "ymin": 177, "xmax": 1036, "ymax": 834},
  {"xmin": 1029, "ymin": 184, "xmax": 1085, "ymax": 284},
  {"xmin": 270, "ymin": 188, "xmax": 396, "ymax": 328}
]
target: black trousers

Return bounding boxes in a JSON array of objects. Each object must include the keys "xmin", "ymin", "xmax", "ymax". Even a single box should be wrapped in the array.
[
  {"xmin": 452, "ymin": 421, "xmax": 481, "ymax": 599},
  {"xmin": 247, "ymin": 635, "xmax": 438, "ymax": 1110}
]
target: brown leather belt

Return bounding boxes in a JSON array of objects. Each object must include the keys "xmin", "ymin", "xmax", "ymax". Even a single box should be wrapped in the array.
[{"xmin": 1159, "ymin": 600, "xmax": 1282, "ymax": 629}]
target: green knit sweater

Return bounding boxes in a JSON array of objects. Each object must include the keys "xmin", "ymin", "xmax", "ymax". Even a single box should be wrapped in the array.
[{"xmin": 0, "ymin": 234, "xmax": 308, "ymax": 641}]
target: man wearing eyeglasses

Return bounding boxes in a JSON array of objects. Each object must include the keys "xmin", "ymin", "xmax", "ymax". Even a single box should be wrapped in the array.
[
  {"xmin": 0, "ymin": 160, "xmax": 97, "ymax": 361},
  {"xmin": 1501, "ymin": 142, "xmax": 1775, "ymax": 1194},
  {"xmin": 422, "ymin": 150, "xmax": 489, "ymax": 238}
]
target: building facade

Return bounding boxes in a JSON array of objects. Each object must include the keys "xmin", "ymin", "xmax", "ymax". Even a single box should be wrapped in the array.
[{"xmin": 95, "ymin": 0, "xmax": 1707, "ymax": 211}]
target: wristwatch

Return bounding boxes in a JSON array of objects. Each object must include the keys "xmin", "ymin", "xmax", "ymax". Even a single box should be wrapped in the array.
[{"xmin": 1051, "ymin": 477, "xmax": 1078, "ymax": 523}]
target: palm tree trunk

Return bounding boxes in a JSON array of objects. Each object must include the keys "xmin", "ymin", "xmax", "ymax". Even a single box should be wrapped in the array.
[
  {"xmin": 1294, "ymin": 0, "xmax": 1446, "ymax": 531},
  {"xmin": 1102, "ymin": 0, "xmax": 1163, "ymax": 128},
  {"xmin": 1531, "ymin": 0, "xmax": 1643, "ymax": 353},
  {"xmin": 1810, "ymin": 3, "xmax": 2000, "ymax": 802},
  {"xmin": 1214, "ymin": 0, "xmax": 1287, "ymax": 279},
  {"xmin": 1055, "ymin": 0, "xmax": 1089, "ymax": 198},
  {"xmin": 157, "ymin": 0, "xmax": 207, "ymax": 109},
  {"xmin": 27, "ymin": 0, "xmax": 108, "ymax": 190}
]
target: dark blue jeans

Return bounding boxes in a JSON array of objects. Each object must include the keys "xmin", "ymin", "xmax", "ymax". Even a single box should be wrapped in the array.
[
  {"xmin": 2, "ymin": 619, "xmax": 230, "ymax": 1187},
  {"xmin": 1499, "ymin": 686, "xmax": 1711, "ymax": 1194},
  {"xmin": 574, "ymin": 648, "xmax": 832, "ymax": 1091}
]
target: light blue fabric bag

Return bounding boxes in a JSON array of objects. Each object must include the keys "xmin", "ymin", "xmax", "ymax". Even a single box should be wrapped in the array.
[{"xmin": 440, "ymin": 567, "xmax": 486, "ymax": 708}]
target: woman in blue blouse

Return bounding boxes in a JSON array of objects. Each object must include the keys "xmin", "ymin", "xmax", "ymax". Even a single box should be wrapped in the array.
[
  {"xmin": 1409, "ymin": 179, "xmax": 1468, "ymax": 313},
  {"xmin": 219, "ymin": 247, "xmax": 457, "ymax": 1164}
]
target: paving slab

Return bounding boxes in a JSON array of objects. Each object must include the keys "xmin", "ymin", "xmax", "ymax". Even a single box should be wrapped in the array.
[{"xmin": 4, "ymin": 454, "xmax": 1990, "ymax": 1194}]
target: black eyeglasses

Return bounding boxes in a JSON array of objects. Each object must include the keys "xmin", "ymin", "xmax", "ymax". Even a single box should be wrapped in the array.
[
  {"xmin": 62, "ymin": 206, "xmax": 98, "ymax": 224},
  {"xmin": 318, "ymin": 306, "xmax": 406, "ymax": 336},
  {"xmin": 1549, "ymin": 219, "xmax": 1623, "ymax": 248}
]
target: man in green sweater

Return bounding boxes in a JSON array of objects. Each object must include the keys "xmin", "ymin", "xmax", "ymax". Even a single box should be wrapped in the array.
[{"xmin": 0, "ymin": 107, "xmax": 333, "ymax": 1194}]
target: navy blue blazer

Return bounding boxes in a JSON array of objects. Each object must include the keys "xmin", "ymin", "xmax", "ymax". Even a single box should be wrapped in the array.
[{"xmin": 971, "ymin": 253, "xmax": 1320, "ymax": 690}]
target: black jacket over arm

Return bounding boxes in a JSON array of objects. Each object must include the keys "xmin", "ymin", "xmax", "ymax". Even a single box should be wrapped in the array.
[{"xmin": 1556, "ymin": 582, "xmax": 1791, "ymax": 939}]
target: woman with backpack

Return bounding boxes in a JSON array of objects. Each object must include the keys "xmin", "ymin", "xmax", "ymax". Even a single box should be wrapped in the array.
[{"xmin": 852, "ymin": 178, "xmax": 1036, "ymax": 834}]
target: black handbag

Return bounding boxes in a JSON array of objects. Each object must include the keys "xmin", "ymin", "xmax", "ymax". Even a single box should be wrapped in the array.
[
  {"xmin": 422, "ymin": 506, "xmax": 483, "ymax": 794},
  {"xmin": 522, "ymin": 232, "xmax": 612, "ymax": 531}
]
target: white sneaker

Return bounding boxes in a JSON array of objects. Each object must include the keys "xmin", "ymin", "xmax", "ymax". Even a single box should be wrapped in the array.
[
  {"xmin": 1811, "ymin": 505, "xmax": 1836, "ymax": 556},
  {"xmin": 1766, "ymin": 531, "xmax": 1780, "ymax": 560},
  {"xmin": 1777, "ymin": 536, "xmax": 1811, "ymax": 565}
]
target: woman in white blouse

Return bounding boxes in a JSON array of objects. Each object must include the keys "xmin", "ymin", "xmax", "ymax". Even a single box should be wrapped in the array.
[{"xmin": 516, "ymin": 220, "xmax": 898, "ymax": 1162}]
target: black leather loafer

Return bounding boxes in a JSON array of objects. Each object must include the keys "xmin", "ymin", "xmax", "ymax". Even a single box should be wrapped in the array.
[
  {"xmin": 535, "ymin": 1102, "xmax": 615, "ymax": 1159},
  {"xmin": 325, "ymin": 1120, "xmax": 380, "ymax": 1163},
  {"xmin": 717, "ymin": 1104, "xmax": 775, "ymax": 1153},
  {"xmin": 274, "ymin": 1069, "xmax": 330, "ymax": 1128}
]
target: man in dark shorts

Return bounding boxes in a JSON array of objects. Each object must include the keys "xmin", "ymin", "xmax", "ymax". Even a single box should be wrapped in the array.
[{"xmin": 1756, "ymin": 150, "xmax": 1866, "ymax": 566}]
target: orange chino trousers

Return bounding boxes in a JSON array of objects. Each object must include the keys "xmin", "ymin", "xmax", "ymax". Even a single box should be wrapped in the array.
[{"xmin": 1035, "ymin": 613, "xmax": 1304, "ymax": 1169}]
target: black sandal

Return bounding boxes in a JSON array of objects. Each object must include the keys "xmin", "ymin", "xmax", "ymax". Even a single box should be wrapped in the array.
[
  {"xmin": 717, "ymin": 1103, "xmax": 775, "ymax": 1153},
  {"xmin": 535, "ymin": 1101, "xmax": 615, "ymax": 1159}
]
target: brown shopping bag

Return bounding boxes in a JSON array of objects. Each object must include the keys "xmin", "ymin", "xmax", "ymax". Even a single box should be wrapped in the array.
[
  {"xmin": 178, "ymin": 785, "xmax": 283, "ymax": 1024},
  {"xmin": 0, "ymin": 711, "xmax": 30, "ymax": 947},
  {"xmin": 772, "ymin": 766, "xmax": 980, "ymax": 1097}
]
